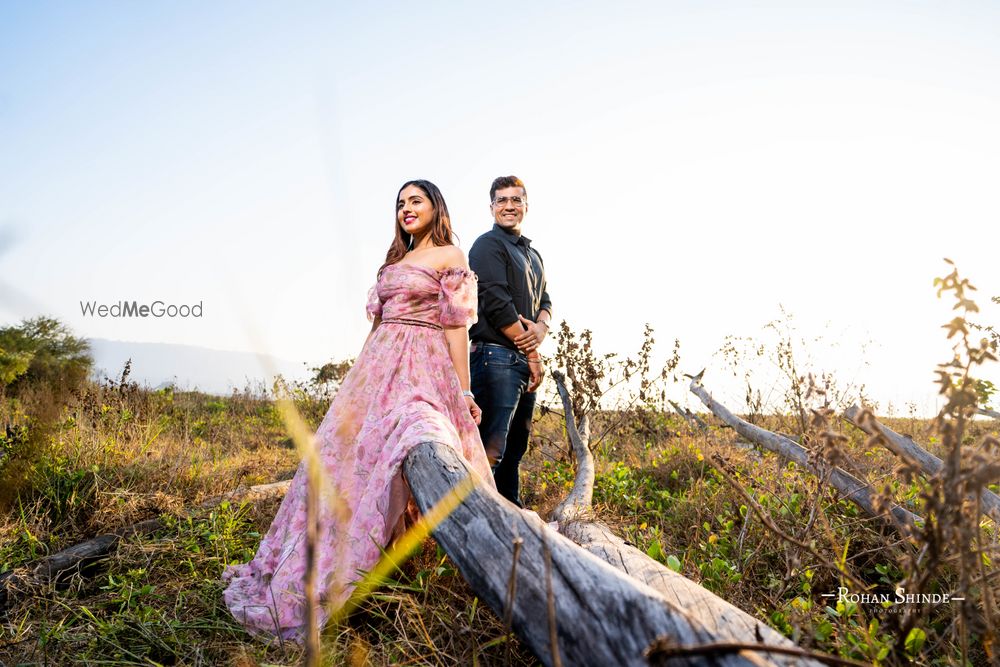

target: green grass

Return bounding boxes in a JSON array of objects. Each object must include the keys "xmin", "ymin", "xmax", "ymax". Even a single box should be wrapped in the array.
[{"xmin": 1, "ymin": 377, "xmax": 997, "ymax": 665}]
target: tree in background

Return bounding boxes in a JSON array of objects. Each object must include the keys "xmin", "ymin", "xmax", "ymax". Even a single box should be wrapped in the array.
[
  {"xmin": 0, "ymin": 316, "xmax": 92, "ymax": 396},
  {"xmin": 1, "ymin": 317, "xmax": 92, "ymax": 488}
]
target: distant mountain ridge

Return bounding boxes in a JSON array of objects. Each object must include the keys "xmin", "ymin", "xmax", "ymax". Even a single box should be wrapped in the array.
[{"xmin": 88, "ymin": 338, "xmax": 310, "ymax": 395}]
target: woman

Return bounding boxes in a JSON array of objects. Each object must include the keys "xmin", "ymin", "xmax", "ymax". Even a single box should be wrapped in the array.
[{"xmin": 222, "ymin": 180, "xmax": 495, "ymax": 641}]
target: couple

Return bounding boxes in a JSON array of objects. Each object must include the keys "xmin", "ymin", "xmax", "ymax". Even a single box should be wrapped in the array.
[{"xmin": 223, "ymin": 176, "xmax": 552, "ymax": 640}]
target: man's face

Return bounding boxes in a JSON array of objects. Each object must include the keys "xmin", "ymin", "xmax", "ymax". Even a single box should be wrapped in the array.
[{"xmin": 491, "ymin": 186, "xmax": 527, "ymax": 233}]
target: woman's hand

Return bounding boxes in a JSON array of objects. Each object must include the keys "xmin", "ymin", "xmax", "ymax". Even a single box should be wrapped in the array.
[{"xmin": 465, "ymin": 395, "xmax": 482, "ymax": 425}]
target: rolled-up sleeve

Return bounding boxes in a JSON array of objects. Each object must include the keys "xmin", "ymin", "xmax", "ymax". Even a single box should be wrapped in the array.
[
  {"xmin": 469, "ymin": 237, "xmax": 519, "ymax": 330},
  {"xmin": 538, "ymin": 277, "xmax": 552, "ymax": 319}
]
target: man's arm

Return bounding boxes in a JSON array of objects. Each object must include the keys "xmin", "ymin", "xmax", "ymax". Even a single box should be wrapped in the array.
[
  {"xmin": 469, "ymin": 238, "xmax": 528, "ymax": 345},
  {"xmin": 538, "ymin": 276, "xmax": 552, "ymax": 324},
  {"xmin": 522, "ymin": 273, "xmax": 551, "ymax": 392},
  {"xmin": 535, "ymin": 279, "xmax": 552, "ymax": 340},
  {"xmin": 518, "ymin": 275, "xmax": 551, "ymax": 392},
  {"xmin": 513, "ymin": 275, "xmax": 552, "ymax": 354}
]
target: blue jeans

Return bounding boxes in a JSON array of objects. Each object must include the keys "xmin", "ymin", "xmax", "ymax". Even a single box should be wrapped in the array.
[{"xmin": 470, "ymin": 343, "xmax": 536, "ymax": 507}]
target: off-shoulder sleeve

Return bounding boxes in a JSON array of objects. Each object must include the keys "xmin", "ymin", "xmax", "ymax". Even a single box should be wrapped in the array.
[
  {"xmin": 438, "ymin": 268, "xmax": 478, "ymax": 328},
  {"xmin": 366, "ymin": 284, "xmax": 382, "ymax": 322}
]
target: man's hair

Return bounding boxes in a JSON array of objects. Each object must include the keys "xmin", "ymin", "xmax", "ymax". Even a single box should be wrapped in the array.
[{"xmin": 490, "ymin": 175, "xmax": 527, "ymax": 202}]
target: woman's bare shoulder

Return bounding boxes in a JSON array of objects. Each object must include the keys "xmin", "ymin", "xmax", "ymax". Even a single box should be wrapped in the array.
[{"xmin": 431, "ymin": 244, "xmax": 469, "ymax": 270}]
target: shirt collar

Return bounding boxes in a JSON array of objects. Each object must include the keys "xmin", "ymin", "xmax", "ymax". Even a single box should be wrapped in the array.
[{"xmin": 491, "ymin": 223, "xmax": 532, "ymax": 247}]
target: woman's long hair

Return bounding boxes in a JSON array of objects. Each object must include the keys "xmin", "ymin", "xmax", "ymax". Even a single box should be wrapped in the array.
[{"xmin": 379, "ymin": 180, "xmax": 454, "ymax": 275}]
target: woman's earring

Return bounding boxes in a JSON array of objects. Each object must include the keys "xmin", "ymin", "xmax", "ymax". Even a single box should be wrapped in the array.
[{"xmin": 407, "ymin": 235, "xmax": 414, "ymax": 251}]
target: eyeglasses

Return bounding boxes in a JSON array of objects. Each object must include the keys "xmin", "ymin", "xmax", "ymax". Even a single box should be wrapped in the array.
[{"xmin": 492, "ymin": 196, "xmax": 526, "ymax": 208}]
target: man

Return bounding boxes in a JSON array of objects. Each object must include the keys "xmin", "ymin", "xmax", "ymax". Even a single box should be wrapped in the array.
[{"xmin": 469, "ymin": 175, "xmax": 552, "ymax": 507}]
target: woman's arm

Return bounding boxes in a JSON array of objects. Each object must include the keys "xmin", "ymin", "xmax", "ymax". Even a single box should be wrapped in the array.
[
  {"xmin": 434, "ymin": 245, "xmax": 482, "ymax": 423},
  {"xmin": 362, "ymin": 315, "xmax": 381, "ymax": 349},
  {"xmin": 436, "ymin": 246, "xmax": 474, "ymax": 379},
  {"xmin": 444, "ymin": 326, "xmax": 472, "ymax": 393},
  {"xmin": 444, "ymin": 326, "xmax": 481, "ymax": 424}
]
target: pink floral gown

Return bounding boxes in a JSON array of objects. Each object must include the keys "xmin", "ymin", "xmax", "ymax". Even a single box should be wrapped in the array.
[{"xmin": 222, "ymin": 264, "xmax": 495, "ymax": 641}]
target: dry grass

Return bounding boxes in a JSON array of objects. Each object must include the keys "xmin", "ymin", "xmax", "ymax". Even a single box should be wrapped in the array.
[
  {"xmin": 1, "ymin": 342, "xmax": 999, "ymax": 664},
  {"xmin": 0, "ymin": 376, "xmax": 539, "ymax": 666}
]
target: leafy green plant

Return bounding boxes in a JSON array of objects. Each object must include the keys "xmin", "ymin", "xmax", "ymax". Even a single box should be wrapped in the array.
[{"xmin": 0, "ymin": 316, "xmax": 91, "ymax": 394}]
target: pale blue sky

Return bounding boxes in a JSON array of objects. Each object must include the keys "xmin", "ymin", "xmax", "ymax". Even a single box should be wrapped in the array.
[{"xmin": 3, "ymin": 2, "xmax": 999, "ymax": 414}]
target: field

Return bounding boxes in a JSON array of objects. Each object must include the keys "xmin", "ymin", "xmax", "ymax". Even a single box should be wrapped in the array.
[{"xmin": 1, "ymin": 268, "xmax": 998, "ymax": 666}]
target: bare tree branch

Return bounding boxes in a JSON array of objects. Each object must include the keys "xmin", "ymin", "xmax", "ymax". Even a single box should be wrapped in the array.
[
  {"xmin": 844, "ymin": 404, "xmax": 1000, "ymax": 524},
  {"xmin": 689, "ymin": 379, "xmax": 921, "ymax": 534},
  {"xmin": 977, "ymin": 407, "xmax": 1000, "ymax": 420}
]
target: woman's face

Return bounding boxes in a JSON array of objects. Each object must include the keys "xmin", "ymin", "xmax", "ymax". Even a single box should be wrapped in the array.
[{"xmin": 397, "ymin": 185, "xmax": 435, "ymax": 239}]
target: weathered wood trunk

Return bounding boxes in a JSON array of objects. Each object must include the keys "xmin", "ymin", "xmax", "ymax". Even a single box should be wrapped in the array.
[
  {"xmin": 404, "ymin": 441, "xmax": 802, "ymax": 667},
  {"xmin": 689, "ymin": 380, "xmax": 921, "ymax": 533},
  {"xmin": 669, "ymin": 400, "xmax": 708, "ymax": 430},
  {"xmin": 548, "ymin": 372, "xmax": 819, "ymax": 666},
  {"xmin": 556, "ymin": 519, "xmax": 808, "ymax": 655},
  {"xmin": 978, "ymin": 407, "xmax": 1000, "ymax": 420},
  {"xmin": 551, "ymin": 370, "xmax": 594, "ymax": 520},
  {"xmin": 843, "ymin": 405, "xmax": 943, "ymax": 474},
  {"xmin": 844, "ymin": 404, "xmax": 1000, "ymax": 523}
]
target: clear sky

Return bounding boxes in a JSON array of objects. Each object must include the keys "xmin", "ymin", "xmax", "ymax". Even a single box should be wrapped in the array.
[{"xmin": 2, "ymin": 1, "xmax": 998, "ymax": 415}]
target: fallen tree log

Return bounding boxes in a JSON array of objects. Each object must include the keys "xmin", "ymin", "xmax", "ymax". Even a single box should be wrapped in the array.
[
  {"xmin": 0, "ymin": 478, "xmax": 293, "ymax": 609},
  {"xmin": 404, "ymin": 441, "xmax": 820, "ymax": 667},
  {"xmin": 546, "ymin": 372, "xmax": 821, "ymax": 666},
  {"xmin": 689, "ymin": 379, "xmax": 921, "ymax": 534},
  {"xmin": 551, "ymin": 370, "xmax": 594, "ymax": 520},
  {"xmin": 669, "ymin": 400, "xmax": 707, "ymax": 430},
  {"xmin": 843, "ymin": 405, "xmax": 943, "ymax": 475},
  {"xmin": 844, "ymin": 404, "xmax": 1000, "ymax": 523}
]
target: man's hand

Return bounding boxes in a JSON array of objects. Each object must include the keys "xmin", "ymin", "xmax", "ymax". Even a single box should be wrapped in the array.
[
  {"xmin": 514, "ymin": 314, "xmax": 548, "ymax": 355},
  {"xmin": 527, "ymin": 356, "xmax": 545, "ymax": 392}
]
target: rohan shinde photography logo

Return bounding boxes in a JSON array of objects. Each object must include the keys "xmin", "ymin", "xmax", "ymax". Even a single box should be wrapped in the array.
[
  {"xmin": 80, "ymin": 300, "xmax": 204, "ymax": 318},
  {"xmin": 824, "ymin": 586, "xmax": 965, "ymax": 611}
]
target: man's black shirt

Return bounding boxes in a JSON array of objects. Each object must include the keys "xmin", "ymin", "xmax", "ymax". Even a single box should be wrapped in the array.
[{"xmin": 468, "ymin": 224, "xmax": 552, "ymax": 349}]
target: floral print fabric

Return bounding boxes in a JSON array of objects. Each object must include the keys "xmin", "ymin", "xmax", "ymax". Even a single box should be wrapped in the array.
[{"xmin": 222, "ymin": 264, "xmax": 494, "ymax": 641}]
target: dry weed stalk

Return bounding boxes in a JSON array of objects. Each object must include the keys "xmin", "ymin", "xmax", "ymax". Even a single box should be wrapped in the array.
[
  {"xmin": 551, "ymin": 321, "xmax": 680, "ymax": 460},
  {"xmin": 876, "ymin": 261, "xmax": 1000, "ymax": 664}
]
